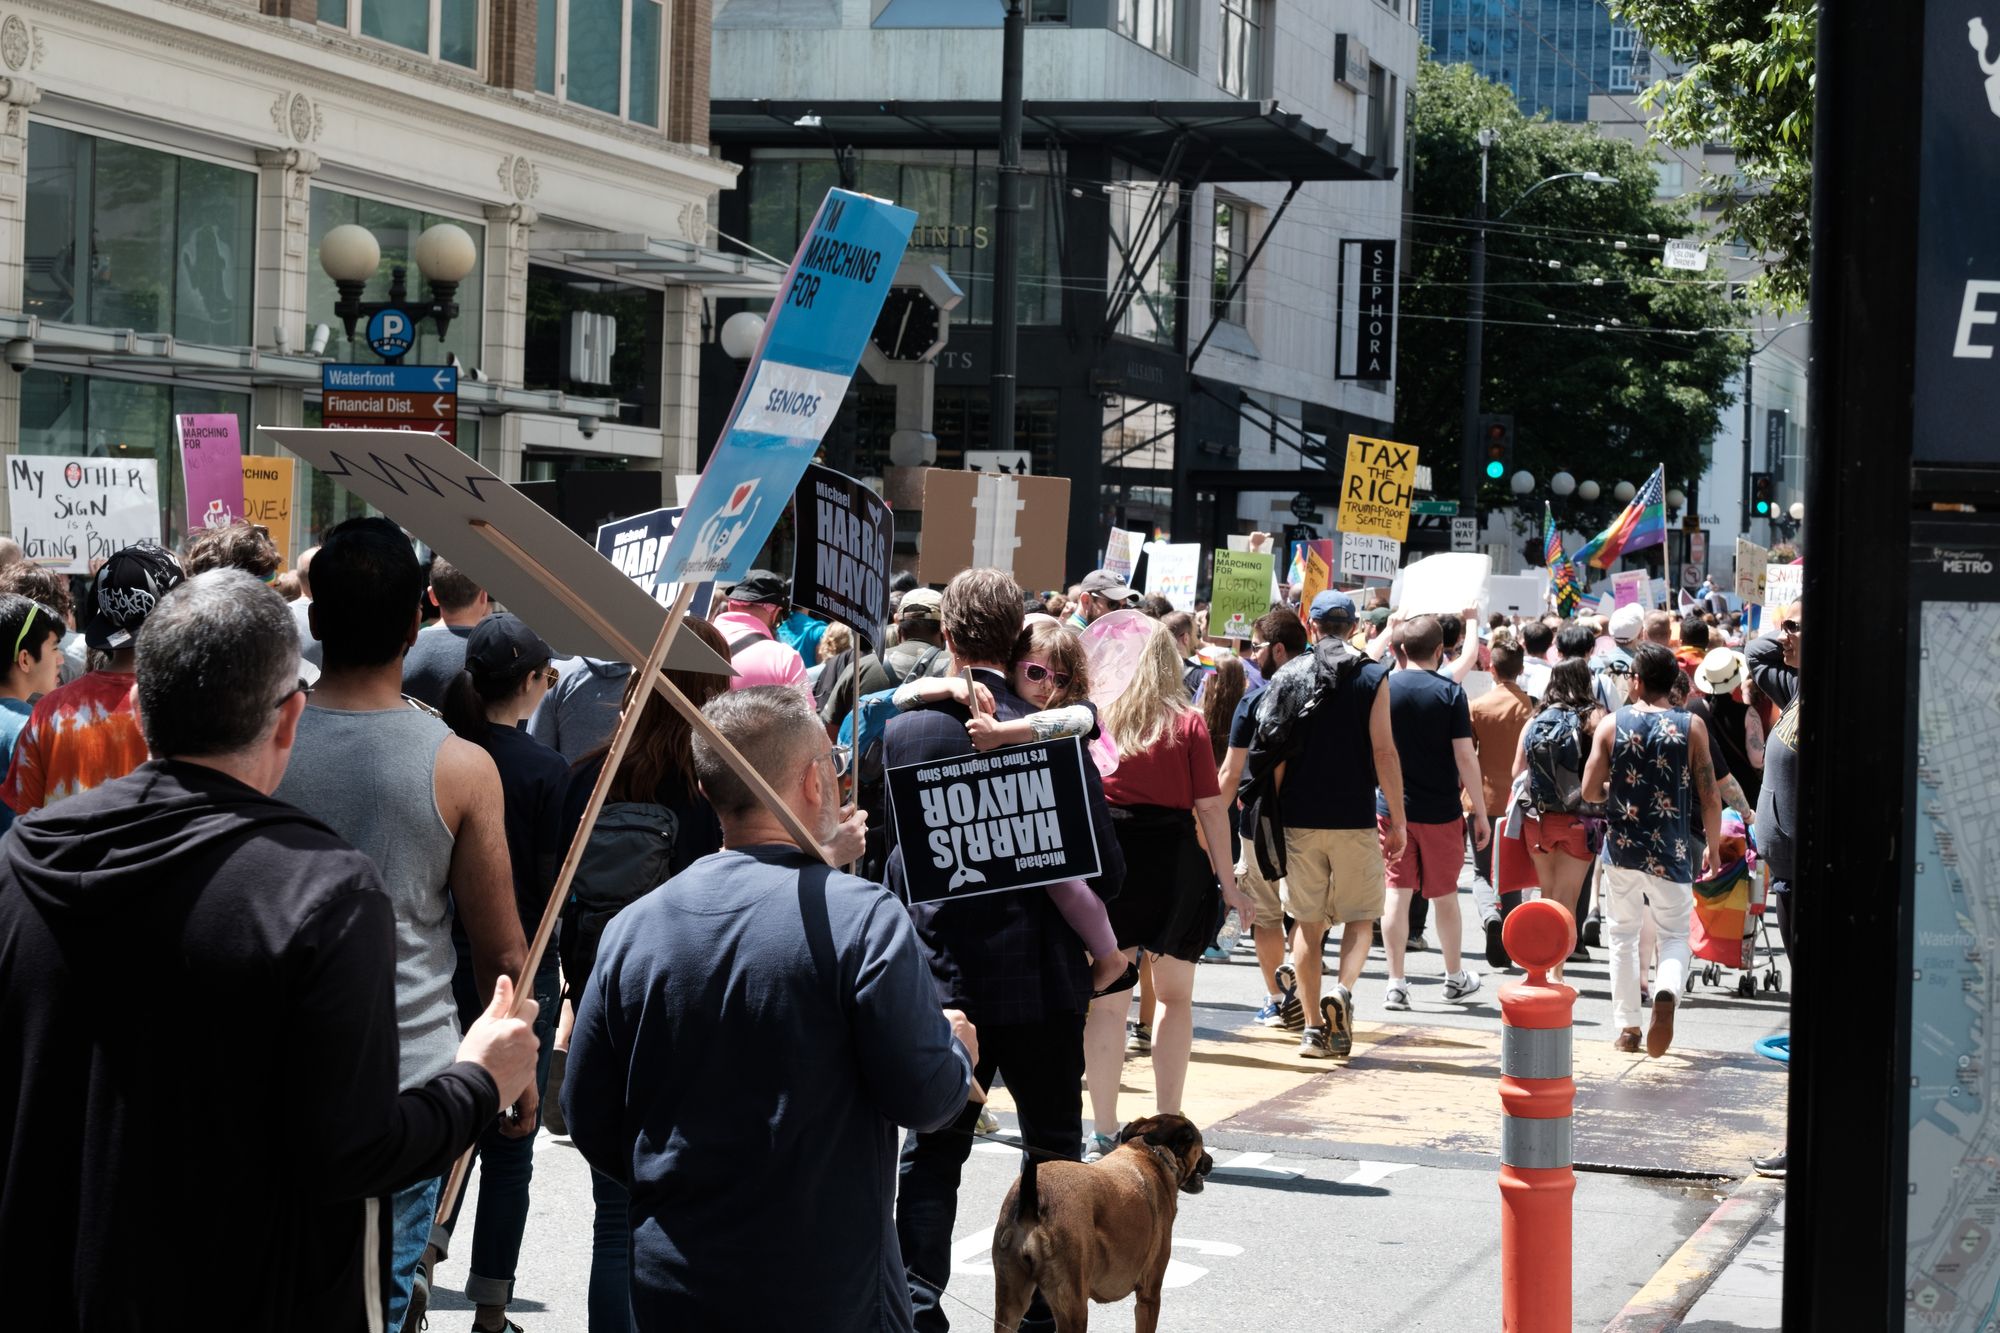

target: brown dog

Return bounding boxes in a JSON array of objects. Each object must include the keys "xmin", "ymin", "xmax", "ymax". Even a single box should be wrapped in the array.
[{"xmin": 990, "ymin": 1113, "xmax": 1213, "ymax": 1332}]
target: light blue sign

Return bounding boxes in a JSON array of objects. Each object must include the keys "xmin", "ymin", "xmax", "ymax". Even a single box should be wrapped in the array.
[
  {"xmin": 657, "ymin": 189, "xmax": 916, "ymax": 588},
  {"xmin": 322, "ymin": 363, "xmax": 457, "ymax": 394},
  {"xmin": 366, "ymin": 307, "xmax": 416, "ymax": 360}
]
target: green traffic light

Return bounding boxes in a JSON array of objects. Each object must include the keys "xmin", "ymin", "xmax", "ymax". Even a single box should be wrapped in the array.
[
  {"xmin": 1485, "ymin": 461, "xmax": 1505, "ymax": 479},
  {"xmin": 1755, "ymin": 501, "xmax": 1771, "ymax": 515}
]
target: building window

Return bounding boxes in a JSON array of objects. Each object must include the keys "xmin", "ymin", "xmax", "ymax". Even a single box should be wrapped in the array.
[
  {"xmin": 1367, "ymin": 63, "xmax": 1398, "ymax": 166},
  {"xmin": 319, "ymin": 0, "xmax": 482, "ymax": 69},
  {"xmin": 829, "ymin": 385, "xmax": 1060, "ymax": 479},
  {"xmin": 1116, "ymin": 0, "xmax": 1185, "ymax": 66},
  {"xmin": 25, "ymin": 124, "xmax": 256, "ymax": 346},
  {"xmin": 1219, "ymin": 0, "xmax": 1266, "ymax": 98},
  {"xmin": 524, "ymin": 265, "xmax": 663, "ymax": 427},
  {"xmin": 1108, "ymin": 164, "xmax": 1180, "ymax": 346},
  {"xmin": 307, "ymin": 188, "xmax": 485, "ymax": 370},
  {"xmin": 535, "ymin": 0, "xmax": 665, "ymax": 128},
  {"xmin": 1212, "ymin": 199, "xmax": 1249, "ymax": 326}
]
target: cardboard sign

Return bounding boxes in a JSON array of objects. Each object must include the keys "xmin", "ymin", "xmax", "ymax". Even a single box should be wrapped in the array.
[
  {"xmin": 595, "ymin": 505, "xmax": 713, "ymax": 616},
  {"xmin": 259, "ymin": 426, "xmax": 731, "ymax": 677},
  {"xmin": 1339, "ymin": 532, "xmax": 1400, "ymax": 582},
  {"xmin": 1143, "ymin": 542, "xmax": 1200, "ymax": 613},
  {"xmin": 177, "ymin": 414, "xmax": 247, "ymax": 534},
  {"xmin": 1735, "ymin": 538, "xmax": 1770, "ymax": 604},
  {"xmin": 1612, "ymin": 569, "xmax": 1649, "ymax": 609},
  {"xmin": 917, "ymin": 469, "xmax": 1071, "ymax": 593},
  {"xmin": 1209, "ymin": 549, "xmax": 1272, "ymax": 639},
  {"xmin": 7, "ymin": 456, "xmax": 161, "ymax": 574},
  {"xmin": 1487, "ymin": 573, "xmax": 1545, "ymax": 619},
  {"xmin": 659, "ymin": 189, "xmax": 916, "ymax": 587},
  {"xmin": 1297, "ymin": 539, "xmax": 1335, "ymax": 616},
  {"xmin": 1103, "ymin": 526, "xmax": 1142, "ymax": 581},
  {"xmin": 1649, "ymin": 577, "xmax": 1670, "ymax": 610},
  {"xmin": 240, "ymin": 455, "xmax": 295, "ymax": 569},
  {"xmin": 886, "ymin": 736, "xmax": 1103, "ymax": 905},
  {"xmin": 1763, "ymin": 562, "xmax": 1802, "ymax": 612},
  {"xmin": 1337, "ymin": 433, "xmax": 1419, "ymax": 542},
  {"xmin": 1395, "ymin": 552, "xmax": 1492, "ymax": 618},
  {"xmin": 792, "ymin": 464, "xmax": 892, "ymax": 650}
]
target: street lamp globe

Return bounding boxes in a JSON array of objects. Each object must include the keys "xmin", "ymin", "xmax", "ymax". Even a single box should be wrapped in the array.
[
  {"xmin": 1577, "ymin": 480, "xmax": 1601, "ymax": 502},
  {"xmin": 1614, "ymin": 480, "xmax": 1637, "ymax": 503},
  {"xmin": 1550, "ymin": 471, "xmax": 1576, "ymax": 497},
  {"xmin": 1789, "ymin": 501, "xmax": 1805, "ymax": 522},
  {"xmin": 1510, "ymin": 470, "xmax": 1536, "ymax": 495},
  {"xmin": 720, "ymin": 311, "xmax": 766, "ymax": 360},
  {"xmin": 319, "ymin": 224, "xmax": 381, "ymax": 284},
  {"xmin": 1666, "ymin": 487, "xmax": 1687, "ymax": 511},
  {"xmin": 413, "ymin": 223, "xmax": 479, "ymax": 284}
]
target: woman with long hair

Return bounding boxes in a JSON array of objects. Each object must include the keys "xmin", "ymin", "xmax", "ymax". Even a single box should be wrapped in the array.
[
  {"xmin": 1081, "ymin": 622, "xmax": 1252, "ymax": 1159},
  {"xmin": 1510, "ymin": 656, "xmax": 1606, "ymax": 982},
  {"xmin": 1201, "ymin": 653, "xmax": 1248, "ymax": 769}
]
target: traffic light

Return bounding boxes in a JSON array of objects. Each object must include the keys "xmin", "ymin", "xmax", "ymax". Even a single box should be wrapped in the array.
[
  {"xmin": 1751, "ymin": 471, "xmax": 1775, "ymax": 516},
  {"xmin": 1479, "ymin": 414, "xmax": 1514, "ymax": 481}
]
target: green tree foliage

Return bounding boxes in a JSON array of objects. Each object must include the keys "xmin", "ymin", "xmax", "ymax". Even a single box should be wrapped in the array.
[
  {"xmin": 1610, "ymin": 0, "xmax": 1815, "ymax": 308},
  {"xmin": 1396, "ymin": 61, "xmax": 1746, "ymax": 517}
]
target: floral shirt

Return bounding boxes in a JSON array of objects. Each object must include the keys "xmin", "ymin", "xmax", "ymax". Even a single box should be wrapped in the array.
[{"xmin": 1604, "ymin": 704, "xmax": 1695, "ymax": 884}]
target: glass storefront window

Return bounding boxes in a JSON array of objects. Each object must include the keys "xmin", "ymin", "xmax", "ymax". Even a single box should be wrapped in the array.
[
  {"xmin": 309, "ymin": 188, "xmax": 485, "ymax": 371},
  {"xmin": 523, "ymin": 265, "xmax": 663, "ymax": 426},
  {"xmin": 25, "ymin": 124, "xmax": 256, "ymax": 346}
]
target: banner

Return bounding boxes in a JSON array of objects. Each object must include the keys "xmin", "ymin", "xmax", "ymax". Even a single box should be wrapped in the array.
[
  {"xmin": 595, "ymin": 505, "xmax": 714, "ymax": 616},
  {"xmin": 886, "ymin": 736, "xmax": 1103, "ymax": 905},
  {"xmin": 1763, "ymin": 562, "xmax": 1802, "ymax": 611},
  {"xmin": 1339, "ymin": 532, "xmax": 1400, "ymax": 582},
  {"xmin": 1735, "ymin": 538, "xmax": 1770, "ymax": 604},
  {"xmin": 658, "ymin": 189, "xmax": 916, "ymax": 588},
  {"xmin": 177, "ymin": 414, "xmax": 246, "ymax": 534},
  {"xmin": 1103, "ymin": 526, "xmax": 1142, "ymax": 582},
  {"xmin": 792, "ymin": 464, "xmax": 892, "ymax": 650},
  {"xmin": 1143, "ymin": 542, "xmax": 1200, "ymax": 613},
  {"xmin": 7, "ymin": 456, "xmax": 161, "ymax": 574},
  {"xmin": 1487, "ymin": 573, "xmax": 1544, "ymax": 618},
  {"xmin": 918, "ymin": 469, "xmax": 1070, "ymax": 592},
  {"xmin": 1395, "ymin": 552, "xmax": 1491, "ymax": 618},
  {"xmin": 1297, "ymin": 539, "xmax": 1335, "ymax": 616},
  {"xmin": 241, "ymin": 455, "xmax": 295, "ymax": 569},
  {"xmin": 1337, "ymin": 434, "xmax": 1419, "ymax": 542},
  {"xmin": 1208, "ymin": 549, "xmax": 1272, "ymax": 639},
  {"xmin": 1612, "ymin": 569, "xmax": 1649, "ymax": 609}
]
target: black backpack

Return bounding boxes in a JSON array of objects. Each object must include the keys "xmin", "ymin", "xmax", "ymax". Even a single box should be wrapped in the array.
[
  {"xmin": 1522, "ymin": 707, "xmax": 1597, "ymax": 816},
  {"xmin": 559, "ymin": 801, "xmax": 680, "ymax": 996}
]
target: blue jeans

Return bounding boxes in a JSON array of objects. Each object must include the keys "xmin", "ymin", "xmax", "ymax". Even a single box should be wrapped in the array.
[
  {"xmin": 388, "ymin": 1177, "xmax": 442, "ymax": 1331},
  {"xmin": 437, "ymin": 950, "xmax": 562, "ymax": 1306},
  {"xmin": 590, "ymin": 1167, "xmax": 635, "ymax": 1332}
]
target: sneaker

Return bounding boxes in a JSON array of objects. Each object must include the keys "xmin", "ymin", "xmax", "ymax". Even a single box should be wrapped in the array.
[
  {"xmin": 1443, "ymin": 970, "xmax": 1483, "ymax": 1002},
  {"xmin": 1271, "ymin": 963, "xmax": 1305, "ymax": 1031},
  {"xmin": 975, "ymin": 1107, "xmax": 1000, "ymax": 1136},
  {"xmin": 1567, "ymin": 943, "xmax": 1592, "ymax": 964},
  {"xmin": 1321, "ymin": 994, "xmax": 1353, "ymax": 1059},
  {"xmin": 1752, "ymin": 1146, "xmax": 1788, "ymax": 1178},
  {"xmin": 1407, "ymin": 934, "xmax": 1429, "ymax": 953},
  {"xmin": 543, "ymin": 1047, "xmax": 568, "ymax": 1137},
  {"xmin": 1126, "ymin": 1021, "xmax": 1151, "ymax": 1055},
  {"xmin": 1383, "ymin": 979, "xmax": 1411, "ymax": 1011},
  {"xmin": 1646, "ymin": 992, "xmax": 1677, "ymax": 1058},
  {"xmin": 1580, "ymin": 916, "xmax": 1602, "ymax": 948},
  {"xmin": 1253, "ymin": 995, "xmax": 1286, "ymax": 1027},
  {"xmin": 1299, "ymin": 1024, "xmax": 1333, "ymax": 1059},
  {"xmin": 1485, "ymin": 919, "xmax": 1511, "ymax": 970},
  {"xmin": 1201, "ymin": 945, "xmax": 1228, "ymax": 962},
  {"xmin": 1082, "ymin": 1132, "xmax": 1116, "ymax": 1163}
]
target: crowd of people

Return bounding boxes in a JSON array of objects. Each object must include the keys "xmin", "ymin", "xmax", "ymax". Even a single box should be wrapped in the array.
[{"xmin": 0, "ymin": 513, "xmax": 1801, "ymax": 1331}]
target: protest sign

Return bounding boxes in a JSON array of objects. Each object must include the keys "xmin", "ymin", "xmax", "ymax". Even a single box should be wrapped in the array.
[
  {"xmin": 1649, "ymin": 577, "xmax": 1670, "ymax": 610},
  {"xmin": 792, "ymin": 464, "xmax": 892, "ymax": 649},
  {"xmin": 1487, "ymin": 574, "xmax": 1544, "ymax": 618},
  {"xmin": 1336, "ymin": 434, "xmax": 1419, "ymax": 542},
  {"xmin": 596, "ymin": 505, "xmax": 715, "ymax": 617},
  {"xmin": 240, "ymin": 455, "xmax": 295, "ymax": 568},
  {"xmin": 1144, "ymin": 542, "xmax": 1200, "ymax": 612},
  {"xmin": 1209, "ymin": 549, "xmax": 1272, "ymax": 638},
  {"xmin": 1596, "ymin": 592, "xmax": 1617, "ymax": 619},
  {"xmin": 1297, "ymin": 539, "xmax": 1335, "ymax": 615},
  {"xmin": 1339, "ymin": 532, "xmax": 1400, "ymax": 582},
  {"xmin": 260, "ymin": 426, "xmax": 731, "ymax": 677},
  {"xmin": 176, "ymin": 415, "xmax": 246, "ymax": 534},
  {"xmin": 1103, "ymin": 526, "xmax": 1142, "ymax": 581},
  {"xmin": 7, "ymin": 456, "xmax": 161, "ymax": 574},
  {"xmin": 918, "ymin": 469, "xmax": 1070, "ymax": 592},
  {"xmin": 1735, "ymin": 538, "xmax": 1769, "ymax": 604},
  {"xmin": 886, "ymin": 736, "xmax": 1102, "ymax": 905},
  {"xmin": 1612, "ymin": 569, "xmax": 1649, "ymax": 609},
  {"xmin": 1763, "ymin": 562, "xmax": 1802, "ymax": 611},
  {"xmin": 658, "ymin": 190, "xmax": 915, "ymax": 588},
  {"xmin": 1395, "ymin": 552, "xmax": 1491, "ymax": 617}
]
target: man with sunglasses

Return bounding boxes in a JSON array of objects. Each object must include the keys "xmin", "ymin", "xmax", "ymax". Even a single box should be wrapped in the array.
[{"xmin": 1072, "ymin": 568, "xmax": 1141, "ymax": 624}]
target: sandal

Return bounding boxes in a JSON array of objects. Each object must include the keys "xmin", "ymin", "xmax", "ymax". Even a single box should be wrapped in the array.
[{"xmin": 1091, "ymin": 960, "xmax": 1141, "ymax": 998}]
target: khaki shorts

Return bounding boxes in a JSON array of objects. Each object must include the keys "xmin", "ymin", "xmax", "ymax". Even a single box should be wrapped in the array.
[
  {"xmin": 1281, "ymin": 827, "xmax": 1387, "ymax": 926},
  {"xmin": 1234, "ymin": 848, "xmax": 1285, "ymax": 927}
]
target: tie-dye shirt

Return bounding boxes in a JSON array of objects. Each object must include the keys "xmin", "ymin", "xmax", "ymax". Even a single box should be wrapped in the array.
[{"xmin": 0, "ymin": 672, "xmax": 148, "ymax": 816}]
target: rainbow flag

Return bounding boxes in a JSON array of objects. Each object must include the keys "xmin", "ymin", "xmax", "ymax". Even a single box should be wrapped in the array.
[
  {"xmin": 1287, "ymin": 541, "xmax": 1308, "ymax": 589},
  {"xmin": 1543, "ymin": 503, "xmax": 1579, "ymax": 616},
  {"xmin": 1572, "ymin": 464, "xmax": 1666, "ymax": 570}
]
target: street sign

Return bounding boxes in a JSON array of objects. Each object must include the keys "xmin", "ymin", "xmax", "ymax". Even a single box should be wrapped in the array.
[
  {"xmin": 1411, "ymin": 499, "xmax": 1459, "ymax": 517},
  {"xmin": 1662, "ymin": 238, "xmax": 1709, "ymax": 271},
  {"xmin": 1289, "ymin": 492, "xmax": 1317, "ymax": 521},
  {"xmin": 964, "ymin": 450, "xmax": 1030, "ymax": 474},
  {"xmin": 1450, "ymin": 517, "xmax": 1477, "ymax": 552},
  {"xmin": 322, "ymin": 363, "xmax": 457, "ymax": 447}
]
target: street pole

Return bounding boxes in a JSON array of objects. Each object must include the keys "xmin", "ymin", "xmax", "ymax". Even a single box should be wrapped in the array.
[
  {"xmin": 1740, "ymin": 352, "xmax": 1753, "ymax": 537},
  {"xmin": 1459, "ymin": 130, "xmax": 1495, "ymax": 517},
  {"xmin": 991, "ymin": 0, "xmax": 1024, "ymax": 458}
]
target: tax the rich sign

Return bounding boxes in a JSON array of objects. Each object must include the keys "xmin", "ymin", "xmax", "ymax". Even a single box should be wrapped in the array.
[
  {"xmin": 887, "ymin": 737, "xmax": 1103, "ymax": 905},
  {"xmin": 792, "ymin": 464, "xmax": 893, "ymax": 651},
  {"xmin": 1337, "ymin": 434, "xmax": 1418, "ymax": 542}
]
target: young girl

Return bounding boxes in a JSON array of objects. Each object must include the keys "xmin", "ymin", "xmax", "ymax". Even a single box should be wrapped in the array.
[
  {"xmin": 893, "ymin": 619, "xmax": 1130, "ymax": 994},
  {"xmin": 0, "ymin": 595, "xmax": 63, "ymax": 834}
]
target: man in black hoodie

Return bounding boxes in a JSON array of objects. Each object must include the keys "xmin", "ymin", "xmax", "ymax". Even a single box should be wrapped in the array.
[{"xmin": 0, "ymin": 569, "xmax": 541, "ymax": 1331}]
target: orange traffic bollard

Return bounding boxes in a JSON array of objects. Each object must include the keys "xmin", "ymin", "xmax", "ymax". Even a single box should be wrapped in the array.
[{"xmin": 1498, "ymin": 899, "xmax": 1578, "ymax": 1333}]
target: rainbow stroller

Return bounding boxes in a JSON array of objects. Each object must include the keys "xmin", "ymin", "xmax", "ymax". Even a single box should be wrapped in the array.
[{"xmin": 1690, "ymin": 810, "xmax": 1784, "ymax": 997}]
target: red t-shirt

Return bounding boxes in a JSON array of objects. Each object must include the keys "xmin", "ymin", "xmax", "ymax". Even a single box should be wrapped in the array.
[{"xmin": 1101, "ymin": 709, "xmax": 1222, "ymax": 810}]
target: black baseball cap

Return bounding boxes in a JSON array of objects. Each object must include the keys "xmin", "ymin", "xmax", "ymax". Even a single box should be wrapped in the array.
[
  {"xmin": 83, "ymin": 543, "xmax": 185, "ymax": 650},
  {"xmin": 726, "ymin": 569, "xmax": 790, "ymax": 606},
  {"xmin": 464, "ymin": 612, "xmax": 553, "ymax": 676}
]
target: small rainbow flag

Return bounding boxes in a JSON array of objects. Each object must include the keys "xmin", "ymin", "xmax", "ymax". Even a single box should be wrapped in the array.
[
  {"xmin": 1544, "ymin": 503, "xmax": 1579, "ymax": 616},
  {"xmin": 1572, "ymin": 464, "xmax": 1666, "ymax": 570}
]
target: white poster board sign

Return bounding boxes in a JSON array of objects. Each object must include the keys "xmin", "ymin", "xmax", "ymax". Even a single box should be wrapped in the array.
[
  {"xmin": 1143, "ymin": 541, "xmax": 1201, "ymax": 612},
  {"xmin": 7, "ymin": 456, "xmax": 162, "ymax": 574},
  {"xmin": 1487, "ymin": 573, "xmax": 1545, "ymax": 619},
  {"xmin": 1763, "ymin": 562, "xmax": 1802, "ymax": 611},
  {"xmin": 1103, "ymin": 526, "xmax": 1143, "ymax": 581},
  {"xmin": 1340, "ymin": 533, "xmax": 1400, "ymax": 582},
  {"xmin": 1395, "ymin": 552, "xmax": 1492, "ymax": 617}
]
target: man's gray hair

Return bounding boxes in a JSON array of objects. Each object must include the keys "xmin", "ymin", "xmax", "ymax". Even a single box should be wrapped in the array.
[
  {"xmin": 135, "ymin": 570, "xmax": 299, "ymax": 758},
  {"xmin": 693, "ymin": 686, "xmax": 824, "ymax": 817}
]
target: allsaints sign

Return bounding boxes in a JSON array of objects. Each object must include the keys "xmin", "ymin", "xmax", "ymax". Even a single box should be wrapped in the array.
[
  {"xmin": 887, "ymin": 737, "xmax": 1103, "ymax": 905},
  {"xmin": 1336, "ymin": 238, "xmax": 1398, "ymax": 381}
]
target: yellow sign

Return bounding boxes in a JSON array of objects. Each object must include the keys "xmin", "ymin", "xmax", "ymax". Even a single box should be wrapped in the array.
[
  {"xmin": 241, "ymin": 455, "xmax": 296, "ymax": 570},
  {"xmin": 1337, "ymin": 434, "xmax": 1419, "ymax": 542},
  {"xmin": 1298, "ymin": 542, "xmax": 1332, "ymax": 621}
]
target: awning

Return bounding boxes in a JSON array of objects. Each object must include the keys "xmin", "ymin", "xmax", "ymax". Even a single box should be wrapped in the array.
[
  {"xmin": 710, "ymin": 99, "xmax": 1390, "ymax": 184},
  {"xmin": 528, "ymin": 231, "xmax": 788, "ymax": 295}
]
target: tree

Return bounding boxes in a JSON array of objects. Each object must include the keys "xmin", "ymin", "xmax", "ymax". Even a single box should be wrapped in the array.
[
  {"xmin": 1610, "ymin": 0, "xmax": 1816, "ymax": 309},
  {"xmin": 1395, "ymin": 61, "xmax": 1746, "ymax": 521}
]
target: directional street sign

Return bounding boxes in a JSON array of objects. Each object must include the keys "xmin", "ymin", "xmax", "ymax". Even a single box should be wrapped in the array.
[
  {"xmin": 322, "ymin": 363, "xmax": 459, "ymax": 446},
  {"xmin": 1450, "ymin": 517, "xmax": 1478, "ymax": 552},
  {"xmin": 1411, "ymin": 499, "xmax": 1459, "ymax": 517}
]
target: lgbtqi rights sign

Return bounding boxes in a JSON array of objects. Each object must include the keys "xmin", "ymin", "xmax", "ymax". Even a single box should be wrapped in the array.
[
  {"xmin": 7, "ymin": 456, "xmax": 161, "ymax": 574},
  {"xmin": 1337, "ymin": 434, "xmax": 1419, "ymax": 542},
  {"xmin": 1209, "ymin": 549, "xmax": 1273, "ymax": 639}
]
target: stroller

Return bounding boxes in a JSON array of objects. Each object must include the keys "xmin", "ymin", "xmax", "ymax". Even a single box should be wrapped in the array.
[{"xmin": 1690, "ymin": 809, "xmax": 1784, "ymax": 997}]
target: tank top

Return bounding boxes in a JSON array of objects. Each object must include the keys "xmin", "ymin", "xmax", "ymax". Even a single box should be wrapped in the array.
[
  {"xmin": 274, "ymin": 704, "xmax": 458, "ymax": 1089},
  {"xmin": 1605, "ymin": 705, "xmax": 1694, "ymax": 884}
]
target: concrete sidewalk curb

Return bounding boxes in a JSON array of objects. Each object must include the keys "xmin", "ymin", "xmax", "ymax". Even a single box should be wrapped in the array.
[{"xmin": 1603, "ymin": 1174, "xmax": 1786, "ymax": 1332}]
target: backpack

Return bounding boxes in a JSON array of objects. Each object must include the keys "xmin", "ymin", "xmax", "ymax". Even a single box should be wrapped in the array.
[
  {"xmin": 560, "ymin": 800, "xmax": 681, "ymax": 992},
  {"xmin": 1522, "ymin": 708, "xmax": 1592, "ymax": 816},
  {"xmin": 1237, "ymin": 643, "xmax": 1369, "ymax": 880}
]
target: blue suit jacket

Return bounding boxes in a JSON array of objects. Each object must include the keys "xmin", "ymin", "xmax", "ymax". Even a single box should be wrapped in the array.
[{"xmin": 882, "ymin": 667, "xmax": 1125, "ymax": 1026}]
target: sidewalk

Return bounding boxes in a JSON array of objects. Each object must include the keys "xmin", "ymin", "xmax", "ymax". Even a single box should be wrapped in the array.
[
  {"xmin": 1605, "ymin": 1175, "xmax": 1786, "ymax": 1332},
  {"xmin": 1680, "ymin": 1196, "xmax": 1784, "ymax": 1332}
]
